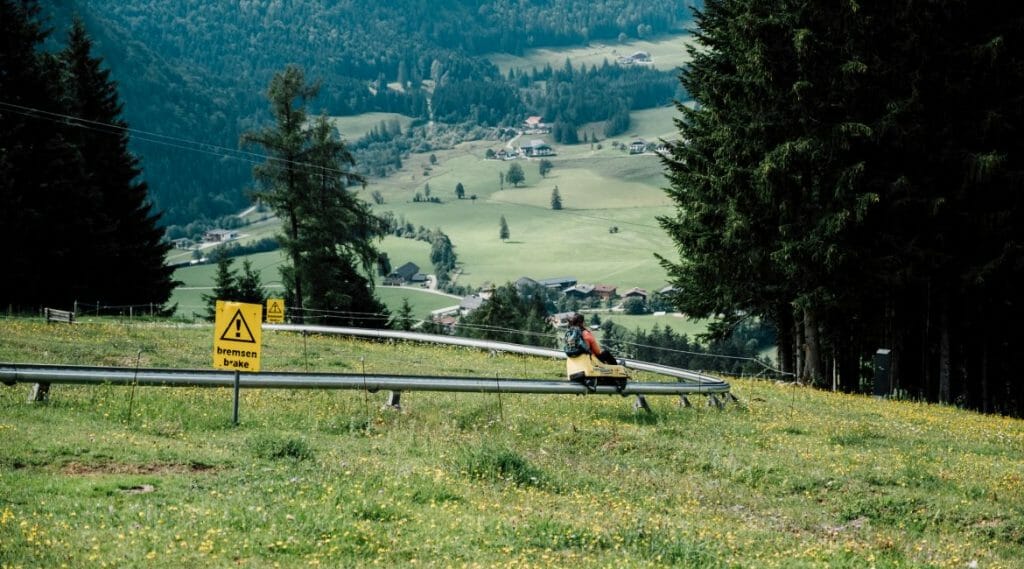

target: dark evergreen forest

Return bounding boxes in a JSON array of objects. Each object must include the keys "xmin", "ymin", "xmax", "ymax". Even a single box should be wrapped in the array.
[
  {"xmin": 38, "ymin": 1, "xmax": 698, "ymax": 227},
  {"xmin": 662, "ymin": 0, "xmax": 1024, "ymax": 415},
  {"xmin": 1, "ymin": 3, "xmax": 176, "ymax": 312}
]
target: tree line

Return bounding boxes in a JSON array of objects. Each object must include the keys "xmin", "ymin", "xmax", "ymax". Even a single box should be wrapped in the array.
[
  {"xmin": 661, "ymin": 0, "xmax": 1024, "ymax": 415},
  {"xmin": 0, "ymin": 2, "xmax": 175, "ymax": 313}
]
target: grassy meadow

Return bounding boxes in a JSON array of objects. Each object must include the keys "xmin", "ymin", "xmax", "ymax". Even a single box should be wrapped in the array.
[
  {"xmin": 327, "ymin": 112, "xmax": 416, "ymax": 141},
  {"xmin": 168, "ymin": 104, "xmax": 687, "ymax": 326},
  {"xmin": 487, "ymin": 31, "xmax": 698, "ymax": 75},
  {"xmin": 368, "ymin": 123, "xmax": 678, "ymax": 292},
  {"xmin": 1, "ymin": 317, "xmax": 1022, "ymax": 568}
]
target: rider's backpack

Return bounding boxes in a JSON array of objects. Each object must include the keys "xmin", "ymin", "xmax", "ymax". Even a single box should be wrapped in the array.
[{"xmin": 563, "ymin": 326, "xmax": 590, "ymax": 357}]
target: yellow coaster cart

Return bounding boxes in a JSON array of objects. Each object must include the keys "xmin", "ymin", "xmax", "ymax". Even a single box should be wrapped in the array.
[{"xmin": 566, "ymin": 354, "xmax": 629, "ymax": 393}]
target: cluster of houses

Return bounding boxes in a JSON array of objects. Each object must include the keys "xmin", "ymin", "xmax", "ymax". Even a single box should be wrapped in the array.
[
  {"xmin": 627, "ymin": 138, "xmax": 671, "ymax": 155},
  {"xmin": 493, "ymin": 139, "xmax": 556, "ymax": 161},
  {"xmin": 487, "ymin": 115, "xmax": 676, "ymax": 161},
  {"xmin": 169, "ymin": 228, "xmax": 240, "ymax": 250},
  {"xmin": 426, "ymin": 275, "xmax": 669, "ymax": 332}
]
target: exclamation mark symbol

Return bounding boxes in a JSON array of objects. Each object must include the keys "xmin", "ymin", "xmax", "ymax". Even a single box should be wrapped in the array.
[{"xmin": 235, "ymin": 318, "xmax": 241, "ymax": 338}]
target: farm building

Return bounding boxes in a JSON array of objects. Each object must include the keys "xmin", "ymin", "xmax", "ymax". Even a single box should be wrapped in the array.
[
  {"xmin": 521, "ymin": 139, "xmax": 555, "ymax": 157},
  {"xmin": 622, "ymin": 287, "xmax": 649, "ymax": 300},
  {"xmin": 203, "ymin": 229, "xmax": 238, "ymax": 242},
  {"xmin": 563, "ymin": 284, "xmax": 595, "ymax": 299},
  {"xmin": 593, "ymin": 284, "xmax": 617, "ymax": 301},
  {"xmin": 537, "ymin": 276, "xmax": 577, "ymax": 290},
  {"xmin": 384, "ymin": 262, "xmax": 421, "ymax": 285}
]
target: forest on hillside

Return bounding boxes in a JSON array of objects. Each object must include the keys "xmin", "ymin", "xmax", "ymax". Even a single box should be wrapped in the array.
[{"xmin": 40, "ymin": 1, "xmax": 699, "ymax": 227}]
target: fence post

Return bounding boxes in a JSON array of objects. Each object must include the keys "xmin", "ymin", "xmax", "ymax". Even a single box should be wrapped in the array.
[
  {"xmin": 28, "ymin": 382, "xmax": 50, "ymax": 402},
  {"xmin": 232, "ymin": 370, "xmax": 240, "ymax": 426}
]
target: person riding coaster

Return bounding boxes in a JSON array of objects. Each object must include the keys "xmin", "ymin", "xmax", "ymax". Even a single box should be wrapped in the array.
[{"xmin": 563, "ymin": 313, "xmax": 629, "ymax": 394}]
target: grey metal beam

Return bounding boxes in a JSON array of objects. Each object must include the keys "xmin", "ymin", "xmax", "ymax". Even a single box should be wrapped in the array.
[
  {"xmin": 0, "ymin": 363, "xmax": 731, "ymax": 396},
  {"xmin": 263, "ymin": 324, "xmax": 729, "ymax": 387}
]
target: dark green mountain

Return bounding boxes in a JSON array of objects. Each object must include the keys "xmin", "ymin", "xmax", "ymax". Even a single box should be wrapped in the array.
[{"xmin": 41, "ymin": 1, "xmax": 697, "ymax": 226}]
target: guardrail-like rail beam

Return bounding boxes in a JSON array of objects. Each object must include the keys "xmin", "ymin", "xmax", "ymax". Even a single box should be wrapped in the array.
[
  {"xmin": 262, "ymin": 324, "xmax": 730, "ymax": 387},
  {"xmin": 0, "ymin": 363, "xmax": 730, "ymax": 396}
]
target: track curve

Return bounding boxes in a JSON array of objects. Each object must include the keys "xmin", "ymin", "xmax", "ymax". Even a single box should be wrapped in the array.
[{"xmin": 263, "ymin": 324, "xmax": 730, "ymax": 389}]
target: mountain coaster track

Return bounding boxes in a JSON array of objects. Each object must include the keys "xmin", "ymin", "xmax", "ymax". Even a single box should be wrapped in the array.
[{"xmin": 0, "ymin": 324, "xmax": 734, "ymax": 409}]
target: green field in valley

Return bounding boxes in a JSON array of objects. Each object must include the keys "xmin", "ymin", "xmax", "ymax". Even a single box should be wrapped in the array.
[
  {"xmin": 167, "ymin": 102, "xmax": 693, "ymax": 333},
  {"xmin": 368, "ymin": 128, "xmax": 677, "ymax": 293},
  {"xmin": 328, "ymin": 112, "xmax": 416, "ymax": 142},
  {"xmin": 487, "ymin": 31, "xmax": 698, "ymax": 75},
  {"xmin": 2, "ymin": 318, "xmax": 1022, "ymax": 568},
  {"xmin": 594, "ymin": 312, "xmax": 709, "ymax": 339}
]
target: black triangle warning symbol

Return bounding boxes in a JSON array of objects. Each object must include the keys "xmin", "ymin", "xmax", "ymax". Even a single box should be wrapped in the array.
[
  {"xmin": 220, "ymin": 309, "xmax": 257, "ymax": 343},
  {"xmin": 268, "ymin": 301, "xmax": 283, "ymax": 316}
]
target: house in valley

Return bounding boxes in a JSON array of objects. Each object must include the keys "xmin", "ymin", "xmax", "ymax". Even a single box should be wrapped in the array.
[
  {"xmin": 593, "ymin": 284, "xmax": 617, "ymax": 301},
  {"xmin": 384, "ymin": 262, "xmax": 421, "ymax": 285},
  {"xmin": 521, "ymin": 139, "xmax": 555, "ymax": 157}
]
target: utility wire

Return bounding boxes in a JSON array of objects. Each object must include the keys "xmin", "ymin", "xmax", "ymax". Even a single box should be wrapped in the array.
[
  {"xmin": 1, "ymin": 99, "xmax": 672, "ymax": 231},
  {"xmin": 0, "ymin": 100, "xmax": 356, "ymax": 177}
]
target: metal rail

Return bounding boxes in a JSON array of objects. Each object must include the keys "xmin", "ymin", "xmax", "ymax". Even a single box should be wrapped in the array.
[
  {"xmin": 263, "ymin": 324, "xmax": 730, "ymax": 387},
  {"xmin": 0, "ymin": 363, "xmax": 730, "ymax": 396}
]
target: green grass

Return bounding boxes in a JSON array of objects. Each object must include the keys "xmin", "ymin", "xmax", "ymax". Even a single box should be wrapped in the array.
[
  {"xmin": 374, "ymin": 287, "xmax": 460, "ymax": 320},
  {"xmin": 370, "ymin": 136, "xmax": 676, "ymax": 292},
  {"xmin": 593, "ymin": 312, "xmax": 709, "ymax": 338},
  {"xmin": 169, "ymin": 251, "xmax": 288, "ymax": 319},
  {"xmin": 487, "ymin": 31, "xmax": 698, "ymax": 75},
  {"xmin": 165, "ymin": 215, "xmax": 282, "ymax": 267},
  {"xmin": 1, "ymin": 317, "xmax": 1022, "ymax": 568},
  {"xmin": 328, "ymin": 112, "xmax": 416, "ymax": 142},
  {"xmin": 166, "ymin": 105, "xmax": 690, "ymax": 314}
]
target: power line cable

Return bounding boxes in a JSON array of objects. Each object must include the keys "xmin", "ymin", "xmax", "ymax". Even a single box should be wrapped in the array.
[
  {"xmin": 1, "ymin": 99, "xmax": 672, "ymax": 231},
  {"xmin": 0, "ymin": 100, "xmax": 357, "ymax": 177}
]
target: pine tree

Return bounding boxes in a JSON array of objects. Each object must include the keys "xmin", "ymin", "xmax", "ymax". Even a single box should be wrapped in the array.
[
  {"xmin": 243, "ymin": 67, "xmax": 389, "ymax": 326},
  {"xmin": 0, "ymin": 9, "xmax": 174, "ymax": 311},
  {"xmin": 234, "ymin": 260, "xmax": 267, "ymax": 306},
  {"xmin": 661, "ymin": 0, "xmax": 1024, "ymax": 412},
  {"xmin": 203, "ymin": 257, "xmax": 240, "ymax": 320},
  {"xmin": 60, "ymin": 18, "xmax": 175, "ymax": 309},
  {"xmin": 390, "ymin": 298, "xmax": 415, "ymax": 331},
  {"xmin": 0, "ymin": 0, "xmax": 77, "ymax": 310},
  {"xmin": 242, "ymin": 65, "xmax": 318, "ymax": 321},
  {"xmin": 550, "ymin": 186, "xmax": 562, "ymax": 210},
  {"xmin": 538, "ymin": 159, "xmax": 553, "ymax": 178},
  {"xmin": 499, "ymin": 215, "xmax": 510, "ymax": 241}
]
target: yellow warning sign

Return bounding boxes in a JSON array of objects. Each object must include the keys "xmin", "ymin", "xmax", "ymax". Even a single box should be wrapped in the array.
[
  {"xmin": 266, "ymin": 298, "xmax": 285, "ymax": 323},
  {"xmin": 213, "ymin": 300, "xmax": 262, "ymax": 372}
]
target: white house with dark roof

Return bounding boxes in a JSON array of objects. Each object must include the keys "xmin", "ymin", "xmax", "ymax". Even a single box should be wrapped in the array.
[
  {"xmin": 521, "ymin": 139, "xmax": 555, "ymax": 157},
  {"xmin": 204, "ymin": 229, "xmax": 238, "ymax": 242}
]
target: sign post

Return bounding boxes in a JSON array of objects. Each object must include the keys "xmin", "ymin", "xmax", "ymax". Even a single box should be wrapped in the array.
[
  {"xmin": 214, "ymin": 300, "xmax": 262, "ymax": 426},
  {"xmin": 213, "ymin": 300, "xmax": 263, "ymax": 372},
  {"xmin": 266, "ymin": 298, "xmax": 285, "ymax": 324}
]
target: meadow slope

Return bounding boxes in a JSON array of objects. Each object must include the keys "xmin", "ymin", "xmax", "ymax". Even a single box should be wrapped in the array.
[{"xmin": 1, "ymin": 318, "xmax": 1022, "ymax": 568}]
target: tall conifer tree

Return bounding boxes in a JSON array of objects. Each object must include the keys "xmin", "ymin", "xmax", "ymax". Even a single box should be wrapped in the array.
[
  {"xmin": 60, "ymin": 17, "xmax": 175, "ymax": 308},
  {"xmin": 1, "ymin": 7, "xmax": 173, "ymax": 311},
  {"xmin": 661, "ymin": 0, "xmax": 1024, "ymax": 413},
  {"xmin": 244, "ymin": 66, "xmax": 388, "ymax": 326}
]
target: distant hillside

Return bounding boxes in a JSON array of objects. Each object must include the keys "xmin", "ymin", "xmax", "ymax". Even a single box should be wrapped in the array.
[{"xmin": 40, "ymin": 1, "xmax": 697, "ymax": 226}]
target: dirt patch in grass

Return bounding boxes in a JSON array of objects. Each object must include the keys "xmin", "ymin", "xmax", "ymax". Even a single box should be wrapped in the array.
[{"xmin": 61, "ymin": 461, "xmax": 216, "ymax": 475}]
